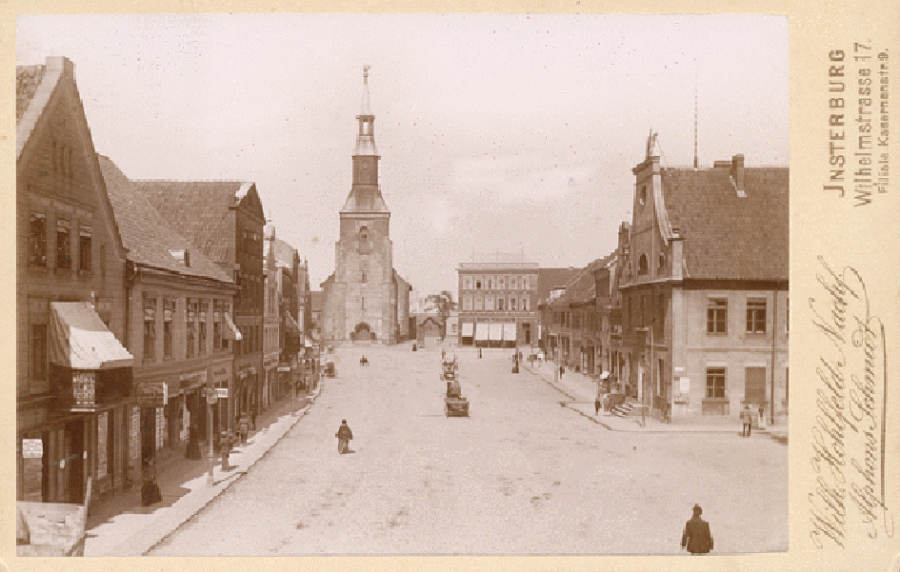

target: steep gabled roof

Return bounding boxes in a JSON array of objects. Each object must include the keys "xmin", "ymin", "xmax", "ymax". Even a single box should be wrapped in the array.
[
  {"xmin": 273, "ymin": 238, "xmax": 298, "ymax": 271},
  {"xmin": 537, "ymin": 267, "xmax": 581, "ymax": 305},
  {"xmin": 98, "ymin": 155, "xmax": 233, "ymax": 284},
  {"xmin": 135, "ymin": 179, "xmax": 261, "ymax": 268},
  {"xmin": 550, "ymin": 254, "xmax": 615, "ymax": 309},
  {"xmin": 661, "ymin": 166, "xmax": 788, "ymax": 281},
  {"xmin": 17, "ymin": 57, "xmax": 127, "ymax": 261}
]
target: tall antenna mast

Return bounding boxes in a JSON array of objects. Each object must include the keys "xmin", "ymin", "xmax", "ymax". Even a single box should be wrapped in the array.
[{"xmin": 693, "ymin": 61, "xmax": 699, "ymax": 169}]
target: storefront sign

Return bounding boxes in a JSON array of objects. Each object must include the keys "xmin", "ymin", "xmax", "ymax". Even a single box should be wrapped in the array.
[
  {"xmin": 277, "ymin": 365, "xmax": 291, "ymax": 373},
  {"xmin": 179, "ymin": 370, "xmax": 207, "ymax": 390},
  {"xmin": 679, "ymin": 376, "xmax": 690, "ymax": 392},
  {"xmin": 214, "ymin": 388, "xmax": 228, "ymax": 399},
  {"xmin": 22, "ymin": 439, "xmax": 43, "ymax": 459},
  {"xmin": 210, "ymin": 364, "xmax": 231, "ymax": 385},
  {"xmin": 136, "ymin": 382, "xmax": 168, "ymax": 408}
]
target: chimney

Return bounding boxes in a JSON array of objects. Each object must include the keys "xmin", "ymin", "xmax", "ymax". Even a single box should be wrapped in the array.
[{"xmin": 731, "ymin": 154, "xmax": 745, "ymax": 197}]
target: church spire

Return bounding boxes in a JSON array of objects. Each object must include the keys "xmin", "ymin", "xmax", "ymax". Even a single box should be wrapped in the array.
[{"xmin": 354, "ymin": 65, "xmax": 377, "ymax": 156}]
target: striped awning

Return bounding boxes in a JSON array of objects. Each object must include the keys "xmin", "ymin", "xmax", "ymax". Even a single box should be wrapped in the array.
[{"xmin": 461, "ymin": 322, "xmax": 474, "ymax": 337}]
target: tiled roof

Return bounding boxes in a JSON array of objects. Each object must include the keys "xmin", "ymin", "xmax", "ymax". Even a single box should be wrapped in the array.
[
  {"xmin": 273, "ymin": 238, "xmax": 298, "ymax": 268},
  {"xmin": 16, "ymin": 65, "xmax": 46, "ymax": 123},
  {"xmin": 536, "ymin": 267, "xmax": 581, "ymax": 304},
  {"xmin": 98, "ymin": 155, "xmax": 233, "ymax": 284},
  {"xmin": 550, "ymin": 254, "xmax": 615, "ymax": 308},
  {"xmin": 661, "ymin": 166, "xmax": 788, "ymax": 281},
  {"xmin": 134, "ymin": 179, "xmax": 252, "ymax": 269}
]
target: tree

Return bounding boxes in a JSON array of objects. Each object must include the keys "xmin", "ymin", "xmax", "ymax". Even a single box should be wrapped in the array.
[{"xmin": 424, "ymin": 290, "xmax": 455, "ymax": 338}]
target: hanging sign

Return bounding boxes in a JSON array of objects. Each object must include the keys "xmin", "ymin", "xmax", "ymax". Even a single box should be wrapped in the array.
[
  {"xmin": 22, "ymin": 439, "xmax": 43, "ymax": 459},
  {"xmin": 136, "ymin": 382, "xmax": 168, "ymax": 408}
]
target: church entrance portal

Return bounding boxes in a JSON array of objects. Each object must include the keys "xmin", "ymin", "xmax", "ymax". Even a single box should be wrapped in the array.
[{"xmin": 351, "ymin": 322, "xmax": 376, "ymax": 343}]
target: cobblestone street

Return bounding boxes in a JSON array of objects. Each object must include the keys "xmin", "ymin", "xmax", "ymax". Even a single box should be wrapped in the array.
[{"xmin": 148, "ymin": 344, "xmax": 787, "ymax": 555}]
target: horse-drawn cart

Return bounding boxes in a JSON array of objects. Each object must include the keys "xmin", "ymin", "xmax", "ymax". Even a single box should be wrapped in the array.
[
  {"xmin": 17, "ymin": 477, "xmax": 92, "ymax": 556},
  {"xmin": 444, "ymin": 395, "xmax": 470, "ymax": 417}
]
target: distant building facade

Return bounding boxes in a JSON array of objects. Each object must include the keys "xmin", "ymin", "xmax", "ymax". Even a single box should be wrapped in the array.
[{"xmin": 457, "ymin": 254, "xmax": 574, "ymax": 348}]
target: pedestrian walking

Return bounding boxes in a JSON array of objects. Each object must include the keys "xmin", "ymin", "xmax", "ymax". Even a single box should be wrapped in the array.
[
  {"xmin": 681, "ymin": 504, "xmax": 713, "ymax": 554},
  {"xmin": 740, "ymin": 404, "xmax": 754, "ymax": 437},
  {"xmin": 336, "ymin": 419, "xmax": 353, "ymax": 454}
]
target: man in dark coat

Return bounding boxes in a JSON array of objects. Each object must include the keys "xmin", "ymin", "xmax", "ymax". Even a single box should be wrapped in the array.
[{"xmin": 681, "ymin": 504, "xmax": 713, "ymax": 554}]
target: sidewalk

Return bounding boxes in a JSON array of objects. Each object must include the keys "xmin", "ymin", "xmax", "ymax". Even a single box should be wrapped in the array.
[
  {"xmin": 521, "ymin": 359, "xmax": 787, "ymax": 439},
  {"xmin": 82, "ymin": 386, "xmax": 321, "ymax": 556}
]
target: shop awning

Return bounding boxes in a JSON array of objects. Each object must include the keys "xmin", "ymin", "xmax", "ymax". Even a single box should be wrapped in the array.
[
  {"xmin": 474, "ymin": 323, "xmax": 489, "ymax": 341},
  {"xmin": 503, "ymin": 322, "xmax": 517, "ymax": 342},
  {"xmin": 461, "ymin": 322, "xmax": 474, "ymax": 337},
  {"xmin": 49, "ymin": 302, "xmax": 133, "ymax": 370},
  {"xmin": 489, "ymin": 323, "xmax": 503, "ymax": 341},
  {"xmin": 283, "ymin": 312, "xmax": 302, "ymax": 337},
  {"xmin": 222, "ymin": 313, "xmax": 243, "ymax": 341}
]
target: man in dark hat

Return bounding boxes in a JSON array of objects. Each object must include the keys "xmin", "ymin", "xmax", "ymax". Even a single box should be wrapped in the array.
[{"xmin": 681, "ymin": 504, "xmax": 714, "ymax": 554}]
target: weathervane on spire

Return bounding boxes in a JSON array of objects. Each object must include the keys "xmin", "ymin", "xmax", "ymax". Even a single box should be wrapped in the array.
[
  {"xmin": 363, "ymin": 64, "xmax": 370, "ymax": 83},
  {"xmin": 646, "ymin": 128, "xmax": 659, "ymax": 159}
]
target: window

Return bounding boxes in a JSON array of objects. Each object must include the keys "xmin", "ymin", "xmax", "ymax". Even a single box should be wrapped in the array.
[
  {"xmin": 707, "ymin": 298, "xmax": 727, "ymax": 334},
  {"xmin": 523, "ymin": 276, "xmax": 530, "ymax": 290},
  {"xmin": 485, "ymin": 294, "xmax": 494, "ymax": 311},
  {"xmin": 746, "ymin": 298, "xmax": 767, "ymax": 334},
  {"xmin": 658, "ymin": 253, "xmax": 666, "ymax": 276},
  {"xmin": 186, "ymin": 299, "xmax": 196, "ymax": 358},
  {"xmin": 199, "ymin": 300, "xmax": 208, "ymax": 355},
  {"xmin": 30, "ymin": 324, "xmax": 47, "ymax": 382},
  {"xmin": 475, "ymin": 279, "xmax": 482, "ymax": 290},
  {"xmin": 706, "ymin": 367, "xmax": 726, "ymax": 398},
  {"xmin": 29, "ymin": 212, "xmax": 47, "ymax": 267},
  {"xmin": 521, "ymin": 296, "xmax": 528, "ymax": 311},
  {"xmin": 637, "ymin": 254, "xmax": 648, "ymax": 275},
  {"xmin": 163, "ymin": 298, "xmax": 174, "ymax": 358},
  {"xmin": 499, "ymin": 277, "xmax": 506, "ymax": 290},
  {"xmin": 78, "ymin": 225, "xmax": 92, "ymax": 272},
  {"xmin": 474, "ymin": 295, "xmax": 483, "ymax": 311},
  {"xmin": 56, "ymin": 218, "xmax": 72, "ymax": 269},
  {"xmin": 509, "ymin": 296, "xmax": 516, "ymax": 311},
  {"xmin": 213, "ymin": 300, "xmax": 222, "ymax": 351},
  {"xmin": 497, "ymin": 298, "xmax": 504, "ymax": 311},
  {"xmin": 638, "ymin": 185, "xmax": 647, "ymax": 206},
  {"xmin": 463, "ymin": 295, "xmax": 472, "ymax": 311},
  {"xmin": 143, "ymin": 296, "xmax": 156, "ymax": 361}
]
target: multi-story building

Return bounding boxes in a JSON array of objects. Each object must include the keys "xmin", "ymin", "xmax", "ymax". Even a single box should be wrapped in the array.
[
  {"xmin": 542, "ymin": 255, "xmax": 613, "ymax": 375},
  {"xmin": 262, "ymin": 224, "xmax": 281, "ymax": 411},
  {"xmin": 100, "ymin": 155, "xmax": 238, "ymax": 477},
  {"xmin": 458, "ymin": 255, "xmax": 576, "ymax": 349},
  {"xmin": 17, "ymin": 57, "xmax": 133, "ymax": 502},
  {"xmin": 273, "ymin": 237, "xmax": 304, "ymax": 395},
  {"xmin": 137, "ymin": 176, "xmax": 266, "ymax": 432},
  {"xmin": 617, "ymin": 134, "xmax": 788, "ymax": 422}
]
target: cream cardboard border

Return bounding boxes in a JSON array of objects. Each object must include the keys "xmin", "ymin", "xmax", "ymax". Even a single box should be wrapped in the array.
[{"xmin": 2, "ymin": 2, "xmax": 898, "ymax": 572}]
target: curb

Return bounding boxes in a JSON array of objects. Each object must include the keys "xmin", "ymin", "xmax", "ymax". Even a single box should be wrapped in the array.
[
  {"xmin": 102, "ymin": 387, "xmax": 322, "ymax": 556},
  {"xmin": 522, "ymin": 364, "xmax": 787, "ymax": 439}
]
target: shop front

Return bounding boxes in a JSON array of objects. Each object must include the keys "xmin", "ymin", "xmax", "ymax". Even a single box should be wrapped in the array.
[{"xmin": 39, "ymin": 302, "xmax": 135, "ymax": 502}]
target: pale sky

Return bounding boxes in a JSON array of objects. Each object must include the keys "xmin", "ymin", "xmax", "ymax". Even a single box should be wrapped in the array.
[{"xmin": 16, "ymin": 13, "xmax": 789, "ymax": 301}]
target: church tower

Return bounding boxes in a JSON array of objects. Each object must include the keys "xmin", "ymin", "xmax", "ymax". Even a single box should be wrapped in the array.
[{"xmin": 322, "ymin": 66, "xmax": 397, "ymax": 343}]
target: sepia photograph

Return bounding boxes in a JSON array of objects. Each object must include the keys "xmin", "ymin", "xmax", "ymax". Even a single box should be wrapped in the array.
[{"xmin": 12, "ymin": 12, "xmax": 792, "ymax": 558}]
